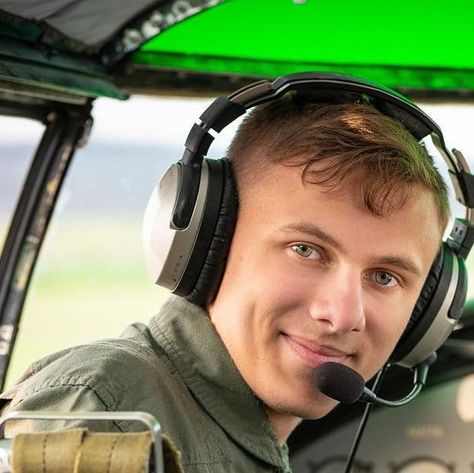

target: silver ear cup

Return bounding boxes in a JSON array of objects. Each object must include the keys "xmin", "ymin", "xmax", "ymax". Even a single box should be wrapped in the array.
[
  {"xmin": 143, "ymin": 161, "xmax": 210, "ymax": 290},
  {"xmin": 396, "ymin": 254, "xmax": 461, "ymax": 368},
  {"xmin": 392, "ymin": 243, "xmax": 468, "ymax": 369}
]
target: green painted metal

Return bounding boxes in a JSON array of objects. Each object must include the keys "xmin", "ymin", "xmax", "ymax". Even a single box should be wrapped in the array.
[
  {"xmin": 2, "ymin": 0, "xmax": 474, "ymax": 98},
  {"xmin": 0, "ymin": 36, "xmax": 127, "ymax": 101},
  {"xmin": 133, "ymin": 0, "xmax": 474, "ymax": 93}
]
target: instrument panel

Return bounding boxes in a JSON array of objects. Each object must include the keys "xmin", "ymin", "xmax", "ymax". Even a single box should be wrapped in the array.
[
  {"xmin": 307, "ymin": 457, "xmax": 453, "ymax": 473},
  {"xmin": 290, "ymin": 374, "xmax": 474, "ymax": 473}
]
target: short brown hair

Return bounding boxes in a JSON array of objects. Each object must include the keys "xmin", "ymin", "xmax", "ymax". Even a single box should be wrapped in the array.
[{"xmin": 227, "ymin": 96, "xmax": 450, "ymax": 229}]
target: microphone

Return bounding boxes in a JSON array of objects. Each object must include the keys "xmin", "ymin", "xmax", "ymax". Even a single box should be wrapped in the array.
[
  {"xmin": 314, "ymin": 353, "xmax": 437, "ymax": 407},
  {"xmin": 314, "ymin": 362, "xmax": 365, "ymax": 404},
  {"xmin": 314, "ymin": 356, "xmax": 436, "ymax": 473}
]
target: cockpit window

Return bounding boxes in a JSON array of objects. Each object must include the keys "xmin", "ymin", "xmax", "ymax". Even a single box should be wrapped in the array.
[{"xmin": 5, "ymin": 96, "xmax": 238, "ymax": 387}]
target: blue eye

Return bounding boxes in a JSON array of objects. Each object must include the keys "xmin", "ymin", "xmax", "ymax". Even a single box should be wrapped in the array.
[
  {"xmin": 291, "ymin": 244, "xmax": 321, "ymax": 260},
  {"xmin": 373, "ymin": 271, "xmax": 398, "ymax": 287}
]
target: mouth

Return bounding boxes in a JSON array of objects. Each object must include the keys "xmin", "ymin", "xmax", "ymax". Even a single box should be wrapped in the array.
[{"xmin": 282, "ymin": 333, "xmax": 351, "ymax": 368}]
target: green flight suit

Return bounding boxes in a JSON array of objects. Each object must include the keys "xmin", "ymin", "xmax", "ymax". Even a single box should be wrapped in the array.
[{"xmin": 0, "ymin": 296, "xmax": 292, "ymax": 473}]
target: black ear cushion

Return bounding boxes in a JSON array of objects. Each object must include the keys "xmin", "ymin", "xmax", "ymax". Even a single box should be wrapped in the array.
[
  {"xmin": 406, "ymin": 245, "xmax": 445, "ymax": 334},
  {"xmin": 187, "ymin": 158, "xmax": 238, "ymax": 306},
  {"xmin": 390, "ymin": 244, "xmax": 446, "ymax": 363}
]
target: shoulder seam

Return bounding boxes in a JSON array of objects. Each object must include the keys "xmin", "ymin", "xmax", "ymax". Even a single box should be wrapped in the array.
[
  {"xmin": 21, "ymin": 376, "xmax": 119, "ymax": 411},
  {"xmin": 11, "ymin": 380, "xmax": 125, "ymax": 432}
]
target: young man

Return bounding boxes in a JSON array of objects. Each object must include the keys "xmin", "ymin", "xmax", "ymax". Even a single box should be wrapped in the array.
[
  {"xmin": 0, "ymin": 79, "xmax": 451, "ymax": 472},
  {"xmin": 206, "ymin": 97, "xmax": 448, "ymax": 445}
]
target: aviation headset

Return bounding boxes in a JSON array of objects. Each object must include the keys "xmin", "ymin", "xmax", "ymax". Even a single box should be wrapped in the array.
[{"xmin": 143, "ymin": 72, "xmax": 474, "ymax": 369}]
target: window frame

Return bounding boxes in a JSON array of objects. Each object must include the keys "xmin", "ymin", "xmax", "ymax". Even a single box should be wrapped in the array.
[{"xmin": 0, "ymin": 98, "xmax": 93, "ymax": 389}]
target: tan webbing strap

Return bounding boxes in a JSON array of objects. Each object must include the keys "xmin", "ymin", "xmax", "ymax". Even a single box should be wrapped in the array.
[
  {"xmin": 11, "ymin": 429, "xmax": 184, "ymax": 473},
  {"xmin": 11, "ymin": 428, "xmax": 86, "ymax": 473},
  {"xmin": 74, "ymin": 431, "xmax": 153, "ymax": 473}
]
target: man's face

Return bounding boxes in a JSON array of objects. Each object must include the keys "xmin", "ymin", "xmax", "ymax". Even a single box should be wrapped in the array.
[{"xmin": 209, "ymin": 161, "xmax": 442, "ymax": 422}]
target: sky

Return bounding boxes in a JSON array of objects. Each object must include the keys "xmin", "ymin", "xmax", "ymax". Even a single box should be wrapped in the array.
[
  {"xmin": 0, "ymin": 96, "xmax": 239, "ymax": 155},
  {"xmin": 73, "ymin": 97, "xmax": 474, "ymax": 162},
  {"xmin": 2, "ymin": 95, "xmax": 472, "ymax": 156}
]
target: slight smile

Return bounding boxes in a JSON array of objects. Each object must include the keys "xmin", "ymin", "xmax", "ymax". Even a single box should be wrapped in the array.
[{"xmin": 282, "ymin": 334, "xmax": 351, "ymax": 368}]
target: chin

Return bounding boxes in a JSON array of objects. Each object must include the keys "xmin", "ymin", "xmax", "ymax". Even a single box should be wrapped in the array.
[{"xmin": 265, "ymin": 391, "xmax": 339, "ymax": 421}]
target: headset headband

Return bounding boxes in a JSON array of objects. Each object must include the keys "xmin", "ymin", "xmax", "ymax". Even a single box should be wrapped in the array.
[{"xmin": 174, "ymin": 73, "xmax": 474, "ymax": 262}]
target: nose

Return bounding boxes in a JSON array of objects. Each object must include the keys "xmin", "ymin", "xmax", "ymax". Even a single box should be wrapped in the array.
[{"xmin": 308, "ymin": 266, "xmax": 366, "ymax": 334}]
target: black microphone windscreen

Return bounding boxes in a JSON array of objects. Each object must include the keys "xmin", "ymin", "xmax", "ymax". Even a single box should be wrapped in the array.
[{"xmin": 314, "ymin": 362, "xmax": 365, "ymax": 404}]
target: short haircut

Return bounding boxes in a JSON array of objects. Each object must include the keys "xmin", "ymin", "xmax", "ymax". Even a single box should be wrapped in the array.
[{"xmin": 227, "ymin": 96, "xmax": 450, "ymax": 230}]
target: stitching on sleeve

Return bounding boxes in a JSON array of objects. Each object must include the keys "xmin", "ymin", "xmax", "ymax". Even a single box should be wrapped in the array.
[
  {"xmin": 16, "ymin": 381, "xmax": 125, "ymax": 432},
  {"xmin": 22, "ymin": 376, "xmax": 119, "ymax": 409}
]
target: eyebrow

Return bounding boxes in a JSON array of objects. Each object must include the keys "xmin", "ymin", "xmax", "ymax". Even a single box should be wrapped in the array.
[
  {"xmin": 278, "ymin": 222, "xmax": 422, "ymax": 277},
  {"xmin": 279, "ymin": 223, "xmax": 346, "ymax": 252},
  {"xmin": 369, "ymin": 256, "xmax": 422, "ymax": 277}
]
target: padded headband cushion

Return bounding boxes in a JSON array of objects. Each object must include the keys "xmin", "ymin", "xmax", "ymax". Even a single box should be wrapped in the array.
[{"xmin": 186, "ymin": 158, "xmax": 239, "ymax": 306}]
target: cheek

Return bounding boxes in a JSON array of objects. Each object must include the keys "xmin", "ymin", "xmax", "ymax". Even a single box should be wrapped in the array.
[
  {"xmin": 251, "ymin": 257, "xmax": 315, "ymax": 314},
  {"xmin": 229, "ymin": 240, "xmax": 306, "ymax": 298},
  {"xmin": 392, "ymin": 290, "xmax": 420, "ymax": 336},
  {"xmin": 227, "ymin": 261, "xmax": 313, "ymax": 347},
  {"xmin": 366, "ymin": 296, "xmax": 416, "ymax": 363}
]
